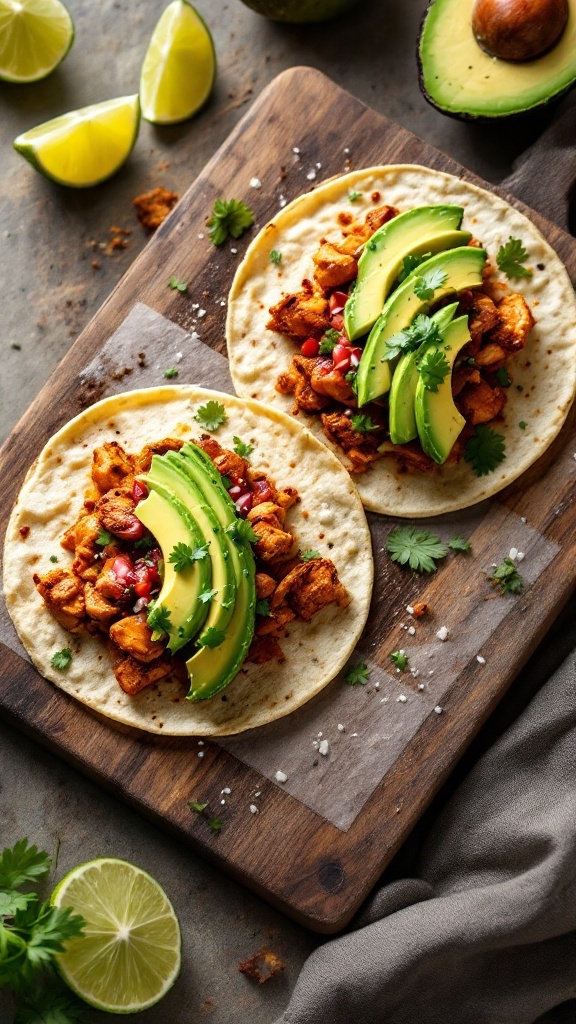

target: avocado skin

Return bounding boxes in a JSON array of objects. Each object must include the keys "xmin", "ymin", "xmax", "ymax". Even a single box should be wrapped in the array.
[
  {"xmin": 236, "ymin": 0, "xmax": 360, "ymax": 22},
  {"xmin": 417, "ymin": 0, "xmax": 576, "ymax": 121}
]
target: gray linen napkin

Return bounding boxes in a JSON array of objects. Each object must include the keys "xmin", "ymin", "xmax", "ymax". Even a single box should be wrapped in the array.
[{"xmin": 274, "ymin": 107, "xmax": 576, "ymax": 1024}]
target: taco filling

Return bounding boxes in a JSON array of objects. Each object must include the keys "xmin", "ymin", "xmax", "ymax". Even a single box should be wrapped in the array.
[
  {"xmin": 269, "ymin": 200, "xmax": 535, "ymax": 475},
  {"xmin": 32, "ymin": 433, "xmax": 349, "ymax": 702}
]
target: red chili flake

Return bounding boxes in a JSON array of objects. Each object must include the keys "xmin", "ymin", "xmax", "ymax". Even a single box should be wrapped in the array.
[{"xmin": 19, "ymin": 526, "xmax": 30, "ymax": 540}]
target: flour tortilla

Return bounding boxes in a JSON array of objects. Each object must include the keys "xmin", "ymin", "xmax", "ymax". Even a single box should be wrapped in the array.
[
  {"xmin": 226, "ymin": 164, "xmax": 576, "ymax": 516},
  {"xmin": 3, "ymin": 387, "xmax": 373, "ymax": 736}
]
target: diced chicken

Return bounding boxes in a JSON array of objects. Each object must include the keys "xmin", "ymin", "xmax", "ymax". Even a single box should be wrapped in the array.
[
  {"xmin": 276, "ymin": 355, "xmax": 332, "ymax": 414},
  {"xmin": 61, "ymin": 512, "xmax": 102, "ymax": 578},
  {"xmin": 249, "ymin": 500, "xmax": 287, "ymax": 526},
  {"xmin": 313, "ymin": 241, "xmax": 357, "ymax": 290},
  {"xmin": 364, "ymin": 205, "xmax": 398, "ymax": 234},
  {"xmin": 469, "ymin": 293, "xmax": 500, "ymax": 344},
  {"xmin": 247, "ymin": 502, "xmax": 295, "ymax": 562},
  {"xmin": 92, "ymin": 442, "xmax": 134, "ymax": 492},
  {"xmin": 33, "ymin": 569, "xmax": 85, "ymax": 631},
  {"xmin": 474, "ymin": 343, "xmax": 508, "ymax": 370},
  {"xmin": 321, "ymin": 410, "xmax": 384, "ymax": 473},
  {"xmin": 134, "ymin": 438, "xmax": 183, "ymax": 474},
  {"xmin": 270, "ymin": 558, "xmax": 349, "ymax": 621},
  {"xmin": 275, "ymin": 486, "xmax": 298, "ymax": 511},
  {"xmin": 452, "ymin": 365, "xmax": 481, "ymax": 397},
  {"xmin": 94, "ymin": 557, "xmax": 126, "ymax": 601},
  {"xmin": 267, "ymin": 290, "xmax": 330, "ymax": 339},
  {"xmin": 310, "ymin": 361, "xmax": 356, "ymax": 405},
  {"xmin": 377, "ymin": 440, "xmax": 435, "ymax": 472},
  {"xmin": 246, "ymin": 635, "xmax": 285, "ymax": 665},
  {"xmin": 95, "ymin": 490, "xmax": 137, "ymax": 535},
  {"xmin": 212, "ymin": 448, "xmax": 248, "ymax": 482},
  {"xmin": 255, "ymin": 604, "xmax": 296, "ymax": 636},
  {"xmin": 457, "ymin": 381, "xmax": 506, "ymax": 425},
  {"xmin": 109, "ymin": 613, "xmax": 166, "ymax": 663},
  {"xmin": 255, "ymin": 573, "xmax": 277, "ymax": 599},
  {"xmin": 114, "ymin": 654, "xmax": 173, "ymax": 695},
  {"xmin": 84, "ymin": 583, "xmax": 121, "ymax": 626},
  {"xmin": 487, "ymin": 293, "xmax": 535, "ymax": 352}
]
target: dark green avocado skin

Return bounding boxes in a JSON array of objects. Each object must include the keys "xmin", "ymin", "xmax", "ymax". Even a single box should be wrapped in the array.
[
  {"xmin": 417, "ymin": 0, "xmax": 576, "ymax": 121},
  {"xmin": 236, "ymin": 0, "xmax": 360, "ymax": 22}
]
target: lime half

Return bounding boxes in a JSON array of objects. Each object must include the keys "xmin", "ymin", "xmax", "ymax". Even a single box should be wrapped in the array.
[
  {"xmin": 51, "ymin": 857, "xmax": 181, "ymax": 1013},
  {"xmin": 13, "ymin": 94, "xmax": 140, "ymax": 187},
  {"xmin": 140, "ymin": 0, "xmax": 216, "ymax": 124},
  {"xmin": 0, "ymin": 0, "xmax": 74, "ymax": 82}
]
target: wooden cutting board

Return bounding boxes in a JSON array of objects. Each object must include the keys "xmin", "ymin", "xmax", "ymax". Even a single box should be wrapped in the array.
[{"xmin": 2, "ymin": 67, "xmax": 576, "ymax": 933}]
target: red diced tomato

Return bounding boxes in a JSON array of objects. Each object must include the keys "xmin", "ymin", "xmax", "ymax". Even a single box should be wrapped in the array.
[
  {"xmin": 252, "ymin": 478, "xmax": 273, "ymax": 502},
  {"xmin": 114, "ymin": 515, "xmax": 145, "ymax": 541},
  {"xmin": 301, "ymin": 337, "xmax": 319, "ymax": 357},
  {"xmin": 332, "ymin": 343, "xmax": 351, "ymax": 372},
  {"xmin": 330, "ymin": 291, "xmax": 348, "ymax": 315},
  {"xmin": 350, "ymin": 347, "xmax": 362, "ymax": 367},
  {"xmin": 134, "ymin": 579, "xmax": 152, "ymax": 597},
  {"xmin": 235, "ymin": 492, "xmax": 253, "ymax": 516},
  {"xmin": 132, "ymin": 480, "xmax": 148, "ymax": 502},
  {"xmin": 112, "ymin": 555, "xmax": 136, "ymax": 586}
]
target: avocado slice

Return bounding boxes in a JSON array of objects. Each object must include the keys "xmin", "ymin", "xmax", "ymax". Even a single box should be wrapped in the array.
[
  {"xmin": 418, "ymin": 0, "xmax": 576, "ymax": 119},
  {"xmin": 344, "ymin": 205, "xmax": 470, "ymax": 342},
  {"xmin": 144, "ymin": 454, "xmax": 237, "ymax": 648},
  {"xmin": 415, "ymin": 314, "xmax": 471, "ymax": 464},
  {"xmin": 356, "ymin": 245, "xmax": 486, "ymax": 407},
  {"xmin": 135, "ymin": 485, "xmax": 212, "ymax": 652},
  {"xmin": 388, "ymin": 302, "xmax": 459, "ymax": 445}
]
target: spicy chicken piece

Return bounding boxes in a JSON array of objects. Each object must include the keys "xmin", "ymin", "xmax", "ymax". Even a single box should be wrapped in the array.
[
  {"xmin": 95, "ymin": 490, "xmax": 137, "ymax": 536},
  {"xmin": 255, "ymin": 604, "xmax": 296, "ymax": 636},
  {"xmin": 474, "ymin": 343, "xmax": 508, "ymax": 371},
  {"xmin": 247, "ymin": 503, "xmax": 295, "ymax": 563},
  {"xmin": 452, "ymin": 365, "xmax": 481, "ymax": 397},
  {"xmin": 91, "ymin": 442, "xmax": 134, "ymax": 493},
  {"xmin": 378, "ymin": 440, "xmax": 435, "ymax": 472},
  {"xmin": 321, "ymin": 410, "xmax": 383, "ymax": 452},
  {"xmin": 267, "ymin": 289, "xmax": 330, "ymax": 339},
  {"xmin": 276, "ymin": 355, "xmax": 332, "ymax": 414},
  {"xmin": 487, "ymin": 293, "xmax": 535, "ymax": 353},
  {"xmin": 457, "ymin": 381, "xmax": 506, "ymax": 426},
  {"xmin": 338, "ymin": 205, "xmax": 398, "ymax": 249},
  {"xmin": 313, "ymin": 241, "xmax": 358, "ymax": 290},
  {"xmin": 114, "ymin": 654, "xmax": 173, "ymax": 695},
  {"xmin": 255, "ymin": 573, "xmax": 277, "ymax": 599},
  {"xmin": 84, "ymin": 583, "xmax": 121, "ymax": 626},
  {"xmin": 469, "ymin": 293, "xmax": 499, "ymax": 343},
  {"xmin": 310, "ymin": 360, "xmax": 357, "ymax": 405},
  {"xmin": 276, "ymin": 486, "xmax": 298, "ymax": 511},
  {"xmin": 109, "ymin": 613, "xmax": 166, "ymax": 663},
  {"xmin": 134, "ymin": 437, "xmax": 183, "ymax": 475},
  {"xmin": 270, "ymin": 557, "xmax": 349, "ymax": 621},
  {"xmin": 34, "ymin": 569, "xmax": 85, "ymax": 631},
  {"xmin": 61, "ymin": 511, "xmax": 102, "ymax": 578},
  {"xmin": 94, "ymin": 557, "xmax": 125, "ymax": 601},
  {"xmin": 246, "ymin": 635, "xmax": 285, "ymax": 665}
]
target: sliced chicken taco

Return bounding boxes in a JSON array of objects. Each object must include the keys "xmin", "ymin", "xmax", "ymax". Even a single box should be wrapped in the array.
[
  {"xmin": 3, "ymin": 387, "xmax": 372, "ymax": 736},
  {"xmin": 226, "ymin": 164, "xmax": 576, "ymax": 516}
]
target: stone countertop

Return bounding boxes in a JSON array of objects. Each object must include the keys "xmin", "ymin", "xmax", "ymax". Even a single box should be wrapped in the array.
[{"xmin": 0, "ymin": 1, "xmax": 562, "ymax": 1020}]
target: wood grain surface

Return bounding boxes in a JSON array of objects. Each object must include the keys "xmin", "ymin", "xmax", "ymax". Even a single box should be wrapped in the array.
[{"xmin": 1, "ymin": 67, "xmax": 575, "ymax": 932}]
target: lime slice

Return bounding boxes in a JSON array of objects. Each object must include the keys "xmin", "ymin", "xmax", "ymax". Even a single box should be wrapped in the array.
[
  {"xmin": 140, "ymin": 0, "xmax": 216, "ymax": 124},
  {"xmin": 51, "ymin": 857, "xmax": 181, "ymax": 1013},
  {"xmin": 13, "ymin": 95, "xmax": 140, "ymax": 187},
  {"xmin": 0, "ymin": 0, "xmax": 74, "ymax": 82}
]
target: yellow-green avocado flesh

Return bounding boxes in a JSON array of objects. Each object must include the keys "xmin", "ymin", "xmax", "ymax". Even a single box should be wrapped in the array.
[
  {"xmin": 419, "ymin": 0, "xmax": 576, "ymax": 118},
  {"xmin": 356, "ymin": 245, "xmax": 486, "ymax": 407},
  {"xmin": 415, "ymin": 314, "xmax": 472, "ymax": 463}
]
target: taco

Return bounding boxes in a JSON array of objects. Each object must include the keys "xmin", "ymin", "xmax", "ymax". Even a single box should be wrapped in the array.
[
  {"xmin": 226, "ymin": 164, "xmax": 576, "ymax": 516},
  {"xmin": 3, "ymin": 387, "xmax": 372, "ymax": 736}
]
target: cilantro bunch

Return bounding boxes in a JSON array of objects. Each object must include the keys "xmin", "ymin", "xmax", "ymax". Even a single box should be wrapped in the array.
[{"xmin": 0, "ymin": 839, "xmax": 85, "ymax": 1022}]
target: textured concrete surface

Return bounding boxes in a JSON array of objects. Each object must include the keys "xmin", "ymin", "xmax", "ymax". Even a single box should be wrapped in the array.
[{"xmin": 0, "ymin": 1, "xmax": 566, "ymax": 1020}]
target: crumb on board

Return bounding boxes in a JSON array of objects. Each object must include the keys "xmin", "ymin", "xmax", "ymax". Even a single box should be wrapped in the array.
[
  {"xmin": 238, "ymin": 949, "xmax": 286, "ymax": 984},
  {"xmin": 133, "ymin": 186, "xmax": 179, "ymax": 231}
]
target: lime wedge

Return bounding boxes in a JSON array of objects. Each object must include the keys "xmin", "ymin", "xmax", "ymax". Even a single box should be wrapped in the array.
[
  {"xmin": 51, "ymin": 857, "xmax": 181, "ymax": 1012},
  {"xmin": 13, "ymin": 94, "xmax": 140, "ymax": 187},
  {"xmin": 0, "ymin": 0, "xmax": 74, "ymax": 82},
  {"xmin": 140, "ymin": 0, "xmax": 216, "ymax": 124}
]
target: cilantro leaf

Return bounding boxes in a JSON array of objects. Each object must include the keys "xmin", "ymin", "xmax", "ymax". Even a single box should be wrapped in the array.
[
  {"xmin": 496, "ymin": 237, "xmax": 532, "ymax": 279},
  {"xmin": 519, "ymin": 420, "xmax": 527, "ymax": 430},
  {"xmin": 232, "ymin": 435, "xmax": 253, "ymax": 459},
  {"xmin": 350, "ymin": 413, "xmax": 380, "ymax": 434},
  {"xmin": 208, "ymin": 817, "xmax": 223, "ymax": 832},
  {"xmin": 256, "ymin": 598, "xmax": 271, "ymax": 617},
  {"xmin": 164, "ymin": 368, "xmax": 178, "ymax": 379},
  {"xmin": 390, "ymin": 650, "xmax": 409, "ymax": 671},
  {"xmin": 198, "ymin": 588, "xmax": 218, "ymax": 604},
  {"xmin": 194, "ymin": 401, "xmax": 227, "ymax": 432},
  {"xmin": 168, "ymin": 276, "xmax": 187, "ymax": 292},
  {"xmin": 50, "ymin": 649, "xmax": 72, "ymax": 671},
  {"xmin": 168, "ymin": 541, "xmax": 209, "ymax": 572},
  {"xmin": 417, "ymin": 348, "xmax": 450, "ymax": 392},
  {"xmin": 147, "ymin": 602, "xmax": 172, "ymax": 638},
  {"xmin": 0, "ymin": 840, "xmax": 51, "ymax": 891},
  {"xmin": 464, "ymin": 425, "xmax": 506, "ymax": 477},
  {"xmin": 189, "ymin": 801, "xmax": 208, "ymax": 813},
  {"xmin": 226, "ymin": 519, "xmax": 258, "ymax": 544},
  {"xmin": 319, "ymin": 328, "xmax": 340, "ymax": 355},
  {"xmin": 345, "ymin": 661, "xmax": 369, "ymax": 686},
  {"xmin": 96, "ymin": 529, "xmax": 113, "ymax": 547},
  {"xmin": 300, "ymin": 549, "xmax": 321, "ymax": 562},
  {"xmin": 489, "ymin": 557, "xmax": 524, "ymax": 595},
  {"xmin": 270, "ymin": 249, "xmax": 282, "ymax": 265},
  {"xmin": 197, "ymin": 627, "xmax": 226, "ymax": 649},
  {"xmin": 189, "ymin": 801, "xmax": 224, "ymax": 833},
  {"xmin": 495, "ymin": 366, "xmax": 511, "ymax": 388},
  {"xmin": 386, "ymin": 526, "xmax": 447, "ymax": 573},
  {"xmin": 398, "ymin": 252, "xmax": 432, "ymax": 283},
  {"xmin": 449, "ymin": 536, "xmax": 472, "ymax": 554},
  {"xmin": 348, "ymin": 190, "xmax": 363, "ymax": 202},
  {"xmin": 344, "ymin": 369, "xmax": 358, "ymax": 394},
  {"xmin": 49, "ymin": 555, "xmax": 58, "ymax": 563},
  {"xmin": 385, "ymin": 314, "xmax": 442, "ymax": 361},
  {"xmin": 413, "ymin": 268, "xmax": 448, "ymax": 301},
  {"xmin": 9, "ymin": 900, "xmax": 85, "ymax": 975},
  {"xmin": 207, "ymin": 198, "xmax": 254, "ymax": 246}
]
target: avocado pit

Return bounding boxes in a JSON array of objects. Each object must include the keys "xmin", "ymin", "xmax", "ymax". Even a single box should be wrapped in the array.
[{"xmin": 472, "ymin": 0, "xmax": 569, "ymax": 61}]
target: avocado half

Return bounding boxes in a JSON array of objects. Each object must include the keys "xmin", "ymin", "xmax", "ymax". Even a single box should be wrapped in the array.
[{"xmin": 418, "ymin": 0, "xmax": 576, "ymax": 119}]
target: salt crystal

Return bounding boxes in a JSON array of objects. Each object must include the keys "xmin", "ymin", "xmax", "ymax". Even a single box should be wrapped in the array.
[
  {"xmin": 477, "ymin": 655, "xmax": 486, "ymax": 665},
  {"xmin": 197, "ymin": 751, "xmax": 204, "ymax": 758},
  {"xmin": 174, "ymin": 351, "xmax": 183, "ymax": 362},
  {"xmin": 517, "ymin": 551, "xmax": 525, "ymax": 561},
  {"xmin": 337, "ymin": 723, "xmax": 345, "ymax": 732},
  {"xmin": 521, "ymin": 516, "xmax": 527, "ymax": 523},
  {"xmin": 292, "ymin": 146, "xmax": 300, "ymax": 154},
  {"xmin": 221, "ymin": 787, "xmax": 231, "ymax": 794},
  {"xmin": 316, "ymin": 162, "xmax": 322, "ymax": 169},
  {"xmin": 406, "ymin": 605, "xmax": 414, "ymax": 615},
  {"xmin": 220, "ymin": 799, "xmax": 226, "ymax": 805},
  {"xmin": 275, "ymin": 770, "xmax": 288, "ymax": 783},
  {"xmin": 317, "ymin": 732, "xmax": 323, "ymax": 738},
  {"xmin": 397, "ymin": 694, "xmax": 407, "ymax": 703},
  {"xmin": 374, "ymin": 681, "xmax": 380, "ymax": 690},
  {"xmin": 254, "ymin": 791, "xmax": 261, "ymax": 797},
  {"xmin": 279, "ymin": 195, "xmax": 287, "ymax": 207},
  {"xmin": 436, "ymin": 626, "xmax": 449, "ymax": 641},
  {"xmin": 351, "ymin": 732, "xmax": 359, "ymax": 736},
  {"xmin": 306, "ymin": 170, "xmax": 316, "ymax": 180},
  {"xmin": 197, "ymin": 740, "xmax": 204, "ymax": 746},
  {"xmin": 230, "ymin": 247, "xmax": 238, "ymax": 254},
  {"xmin": 509, "ymin": 547, "xmax": 518, "ymax": 561},
  {"xmin": 434, "ymin": 706, "xmax": 443, "ymax": 715},
  {"xmin": 197, "ymin": 308, "xmax": 206, "ymax": 318},
  {"xmin": 319, "ymin": 739, "xmax": 330, "ymax": 756},
  {"xmin": 249, "ymin": 804, "xmax": 258, "ymax": 814},
  {"xmin": 344, "ymin": 147, "xmax": 350, "ymax": 154},
  {"xmin": 408, "ymin": 626, "xmax": 416, "ymax": 636},
  {"xmin": 418, "ymin": 683, "xmax": 425, "ymax": 691},
  {"xmin": 249, "ymin": 177, "xmax": 262, "ymax": 189},
  {"xmin": 198, "ymin": 232, "xmax": 204, "ymax": 239}
]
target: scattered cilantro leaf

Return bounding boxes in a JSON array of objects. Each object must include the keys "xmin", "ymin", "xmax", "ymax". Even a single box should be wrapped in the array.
[
  {"xmin": 464, "ymin": 425, "xmax": 506, "ymax": 477},
  {"xmin": 232, "ymin": 435, "xmax": 253, "ymax": 458},
  {"xmin": 300, "ymin": 549, "xmax": 321, "ymax": 562},
  {"xmin": 194, "ymin": 400, "xmax": 227, "ymax": 432},
  {"xmin": 489, "ymin": 557, "xmax": 524, "ymax": 595},
  {"xmin": 197, "ymin": 627, "xmax": 226, "ymax": 649},
  {"xmin": 519, "ymin": 420, "xmax": 527, "ymax": 430},
  {"xmin": 496, "ymin": 237, "xmax": 532, "ymax": 279},
  {"xmin": 50, "ymin": 649, "xmax": 72, "ymax": 671},
  {"xmin": 227, "ymin": 519, "xmax": 258, "ymax": 544},
  {"xmin": 256, "ymin": 598, "xmax": 271, "ymax": 617},
  {"xmin": 348, "ymin": 190, "xmax": 363, "ymax": 202},
  {"xmin": 270, "ymin": 249, "xmax": 282, "ymax": 265},
  {"xmin": 188, "ymin": 801, "xmax": 224, "ymax": 833},
  {"xmin": 495, "ymin": 366, "xmax": 511, "ymax": 388},
  {"xmin": 168, "ymin": 276, "xmax": 187, "ymax": 292},
  {"xmin": 385, "ymin": 314, "xmax": 442, "ymax": 361},
  {"xmin": 413, "ymin": 268, "xmax": 448, "ymax": 301},
  {"xmin": 344, "ymin": 369, "xmax": 358, "ymax": 394},
  {"xmin": 345, "ymin": 662, "xmax": 369, "ymax": 686},
  {"xmin": 207, "ymin": 198, "xmax": 254, "ymax": 246},
  {"xmin": 164, "ymin": 368, "xmax": 178, "ymax": 379},
  {"xmin": 417, "ymin": 349, "xmax": 450, "ymax": 392},
  {"xmin": 350, "ymin": 413, "xmax": 381, "ymax": 433},
  {"xmin": 319, "ymin": 328, "xmax": 340, "ymax": 355},
  {"xmin": 220, "ymin": 475, "xmax": 232, "ymax": 490},
  {"xmin": 134, "ymin": 535, "xmax": 155, "ymax": 552},
  {"xmin": 189, "ymin": 801, "xmax": 208, "ymax": 813},
  {"xmin": 208, "ymin": 817, "xmax": 223, "ymax": 832},
  {"xmin": 390, "ymin": 650, "xmax": 409, "ymax": 671},
  {"xmin": 96, "ymin": 529, "xmax": 113, "ymax": 547},
  {"xmin": 386, "ymin": 526, "xmax": 447, "ymax": 574},
  {"xmin": 168, "ymin": 541, "xmax": 210, "ymax": 572},
  {"xmin": 449, "ymin": 536, "xmax": 472, "ymax": 554},
  {"xmin": 0, "ymin": 840, "xmax": 50, "ymax": 891},
  {"xmin": 398, "ymin": 252, "xmax": 432, "ymax": 282},
  {"xmin": 199, "ymin": 588, "xmax": 218, "ymax": 604},
  {"xmin": 147, "ymin": 603, "xmax": 172, "ymax": 638},
  {"xmin": 49, "ymin": 555, "xmax": 58, "ymax": 564}
]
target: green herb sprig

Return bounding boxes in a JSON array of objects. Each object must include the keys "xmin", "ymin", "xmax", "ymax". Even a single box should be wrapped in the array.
[
  {"xmin": 496, "ymin": 237, "xmax": 532, "ymax": 279},
  {"xmin": 386, "ymin": 526, "xmax": 447, "ymax": 574},
  {"xmin": 207, "ymin": 199, "xmax": 254, "ymax": 247}
]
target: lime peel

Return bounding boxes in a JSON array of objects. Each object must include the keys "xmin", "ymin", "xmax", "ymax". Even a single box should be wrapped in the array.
[
  {"xmin": 140, "ymin": 0, "xmax": 216, "ymax": 125},
  {"xmin": 0, "ymin": 0, "xmax": 74, "ymax": 82}
]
